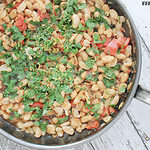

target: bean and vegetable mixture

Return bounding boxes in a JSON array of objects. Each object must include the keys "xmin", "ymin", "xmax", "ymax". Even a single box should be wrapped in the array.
[{"xmin": 0, "ymin": 0, "xmax": 134, "ymax": 138}]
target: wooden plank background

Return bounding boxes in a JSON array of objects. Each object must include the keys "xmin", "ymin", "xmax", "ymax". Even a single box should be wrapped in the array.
[{"xmin": 0, "ymin": 0, "xmax": 150, "ymax": 149}]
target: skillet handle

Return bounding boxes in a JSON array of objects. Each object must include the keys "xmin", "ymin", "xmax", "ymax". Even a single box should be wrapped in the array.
[{"xmin": 134, "ymin": 85, "xmax": 150, "ymax": 105}]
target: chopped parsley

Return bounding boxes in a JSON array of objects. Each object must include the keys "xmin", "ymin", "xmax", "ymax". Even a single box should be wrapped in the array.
[
  {"xmin": 119, "ymin": 85, "xmax": 126, "ymax": 93},
  {"xmin": 57, "ymin": 116, "xmax": 69, "ymax": 124}
]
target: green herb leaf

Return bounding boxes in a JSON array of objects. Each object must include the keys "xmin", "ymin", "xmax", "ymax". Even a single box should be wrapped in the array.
[
  {"xmin": 14, "ymin": 111, "xmax": 21, "ymax": 118},
  {"xmin": 2, "ymin": 24, "xmax": 7, "ymax": 32},
  {"xmin": 85, "ymin": 58, "xmax": 96, "ymax": 69},
  {"xmin": 91, "ymin": 104, "xmax": 100, "ymax": 112},
  {"xmin": 46, "ymin": 3, "xmax": 53, "ymax": 10},
  {"xmin": 119, "ymin": 85, "xmax": 126, "ymax": 93},
  {"xmin": 95, "ymin": 7, "xmax": 106, "ymax": 16},
  {"xmin": 57, "ymin": 116, "xmax": 69, "ymax": 124},
  {"xmin": 86, "ymin": 18, "xmax": 97, "ymax": 29},
  {"xmin": 7, "ymin": 3, "xmax": 14, "ymax": 8},
  {"xmin": 55, "ymin": 91, "xmax": 65, "ymax": 103},
  {"xmin": 9, "ymin": 115, "xmax": 13, "ymax": 121},
  {"xmin": 78, "ymin": 3, "xmax": 87, "ymax": 9},
  {"xmin": 78, "ymin": 23, "xmax": 85, "ymax": 31}
]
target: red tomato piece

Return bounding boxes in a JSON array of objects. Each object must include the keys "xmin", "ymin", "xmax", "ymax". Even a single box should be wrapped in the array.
[
  {"xmin": 59, "ymin": 114, "xmax": 65, "ymax": 119},
  {"xmin": 103, "ymin": 38, "xmax": 111, "ymax": 47},
  {"xmin": 86, "ymin": 121, "xmax": 99, "ymax": 129},
  {"xmin": 95, "ymin": 43, "xmax": 103, "ymax": 49},
  {"xmin": 125, "ymin": 38, "xmax": 130, "ymax": 47},
  {"xmin": 15, "ymin": 15, "xmax": 27, "ymax": 31},
  {"xmin": 100, "ymin": 108, "xmax": 110, "ymax": 118},
  {"xmin": 81, "ymin": 19, "xmax": 85, "ymax": 28},
  {"xmin": 24, "ymin": 68, "xmax": 28, "ymax": 71},
  {"xmin": 109, "ymin": 107, "xmax": 115, "ymax": 114},
  {"xmin": 0, "ymin": 25, "xmax": 4, "ymax": 32},
  {"xmin": 31, "ymin": 102, "xmax": 44, "ymax": 109},
  {"xmin": 80, "ymin": 40, "xmax": 84, "ymax": 47},
  {"xmin": 70, "ymin": 100, "xmax": 76, "ymax": 108},
  {"xmin": 117, "ymin": 37, "xmax": 130, "ymax": 48},
  {"xmin": 37, "ymin": 10, "xmax": 50, "ymax": 21},
  {"xmin": 127, "ymin": 69, "xmax": 132, "ymax": 74},
  {"xmin": 104, "ymin": 38, "xmax": 118, "ymax": 56},
  {"xmin": 20, "ymin": 40, "xmax": 24, "ymax": 45},
  {"xmin": 42, "ymin": 116, "xmax": 50, "ymax": 120}
]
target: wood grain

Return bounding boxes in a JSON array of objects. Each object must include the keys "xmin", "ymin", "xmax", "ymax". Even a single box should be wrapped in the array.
[{"xmin": 91, "ymin": 111, "xmax": 147, "ymax": 150}]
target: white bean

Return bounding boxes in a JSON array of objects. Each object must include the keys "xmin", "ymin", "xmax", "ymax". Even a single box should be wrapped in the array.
[
  {"xmin": 62, "ymin": 126, "xmax": 74, "ymax": 135},
  {"xmin": 72, "ymin": 14, "xmax": 80, "ymax": 29},
  {"xmin": 17, "ymin": 1, "xmax": 26, "ymax": 13}
]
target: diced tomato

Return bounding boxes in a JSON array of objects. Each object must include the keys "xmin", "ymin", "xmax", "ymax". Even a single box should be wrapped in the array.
[
  {"xmin": 42, "ymin": 116, "xmax": 50, "ymax": 120},
  {"xmin": 24, "ymin": 68, "xmax": 28, "ymax": 71},
  {"xmin": 100, "ymin": 108, "xmax": 110, "ymax": 118},
  {"xmin": 0, "ymin": 25, "xmax": 4, "ymax": 32},
  {"xmin": 59, "ymin": 114, "xmax": 65, "ymax": 118},
  {"xmin": 104, "ymin": 38, "xmax": 118, "ymax": 56},
  {"xmin": 70, "ymin": 100, "xmax": 76, "ymax": 108},
  {"xmin": 37, "ymin": 10, "xmax": 50, "ymax": 21},
  {"xmin": 20, "ymin": 40, "xmax": 24, "ymax": 45},
  {"xmin": 109, "ymin": 107, "xmax": 115, "ymax": 114},
  {"xmin": 95, "ymin": 43, "xmax": 103, "ymax": 49},
  {"xmin": 81, "ymin": 18, "xmax": 85, "ymax": 28},
  {"xmin": 86, "ymin": 121, "xmax": 99, "ymax": 129},
  {"xmin": 92, "ymin": 38, "xmax": 111, "ymax": 50},
  {"xmin": 15, "ymin": 15, "xmax": 27, "ymax": 31},
  {"xmin": 80, "ymin": 40, "xmax": 84, "ymax": 47},
  {"xmin": 127, "ymin": 69, "xmax": 132, "ymax": 74},
  {"xmin": 31, "ymin": 102, "xmax": 44, "ymax": 109},
  {"xmin": 125, "ymin": 38, "xmax": 130, "ymax": 47},
  {"xmin": 103, "ymin": 38, "xmax": 111, "ymax": 47},
  {"xmin": 117, "ymin": 37, "xmax": 130, "ymax": 48}
]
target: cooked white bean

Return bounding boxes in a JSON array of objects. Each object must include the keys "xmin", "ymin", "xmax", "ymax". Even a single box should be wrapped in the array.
[
  {"xmin": 103, "ymin": 89, "xmax": 115, "ymax": 99},
  {"xmin": 9, "ymin": 9, "xmax": 17, "ymax": 19},
  {"xmin": 83, "ymin": 33, "xmax": 92, "ymax": 41},
  {"xmin": 17, "ymin": 1, "xmax": 26, "ymax": 13},
  {"xmin": 92, "ymin": 84, "xmax": 99, "ymax": 91},
  {"xmin": 47, "ymin": 125, "xmax": 56, "ymax": 134},
  {"xmin": 121, "ymin": 73, "xmax": 129, "ymax": 83},
  {"xmin": 79, "ymin": 61, "xmax": 89, "ymax": 70},
  {"xmin": 75, "ymin": 34, "xmax": 83, "ymax": 43},
  {"xmin": 33, "ymin": 126, "xmax": 42, "ymax": 138},
  {"xmin": 97, "ymin": 81, "xmax": 106, "ymax": 92},
  {"xmin": 110, "ymin": 95, "xmax": 119, "ymax": 105},
  {"xmin": 62, "ymin": 126, "xmax": 74, "ymax": 135},
  {"xmin": 2, "ymin": 97, "xmax": 9, "ymax": 105},
  {"xmin": 72, "ymin": 14, "xmax": 80, "ymax": 29},
  {"xmin": 110, "ymin": 9, "xmax": 118, "ymax": 20},
  {"xmin": 70, "ymin": 118, "xmax": 82, "ymax": 128},
  {"xmin": 81, "ymin": 115, "xmax": 92, "ymax": 123},
  {"xmin": 24, "ymin": 121, "xmax": 34, "ymax": 128},
  {"xmin": 102, "ymin": 55, "xmax": 114, "ymax": 63},
  {"xmin": 83, "ymin": 40, "xmax": 90, "ymax": 47}
]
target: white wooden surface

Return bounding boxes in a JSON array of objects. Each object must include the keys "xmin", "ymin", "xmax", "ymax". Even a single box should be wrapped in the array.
[{"xmin": 1, "ymin": 0, "xmax": 150, "ymax": 150}]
